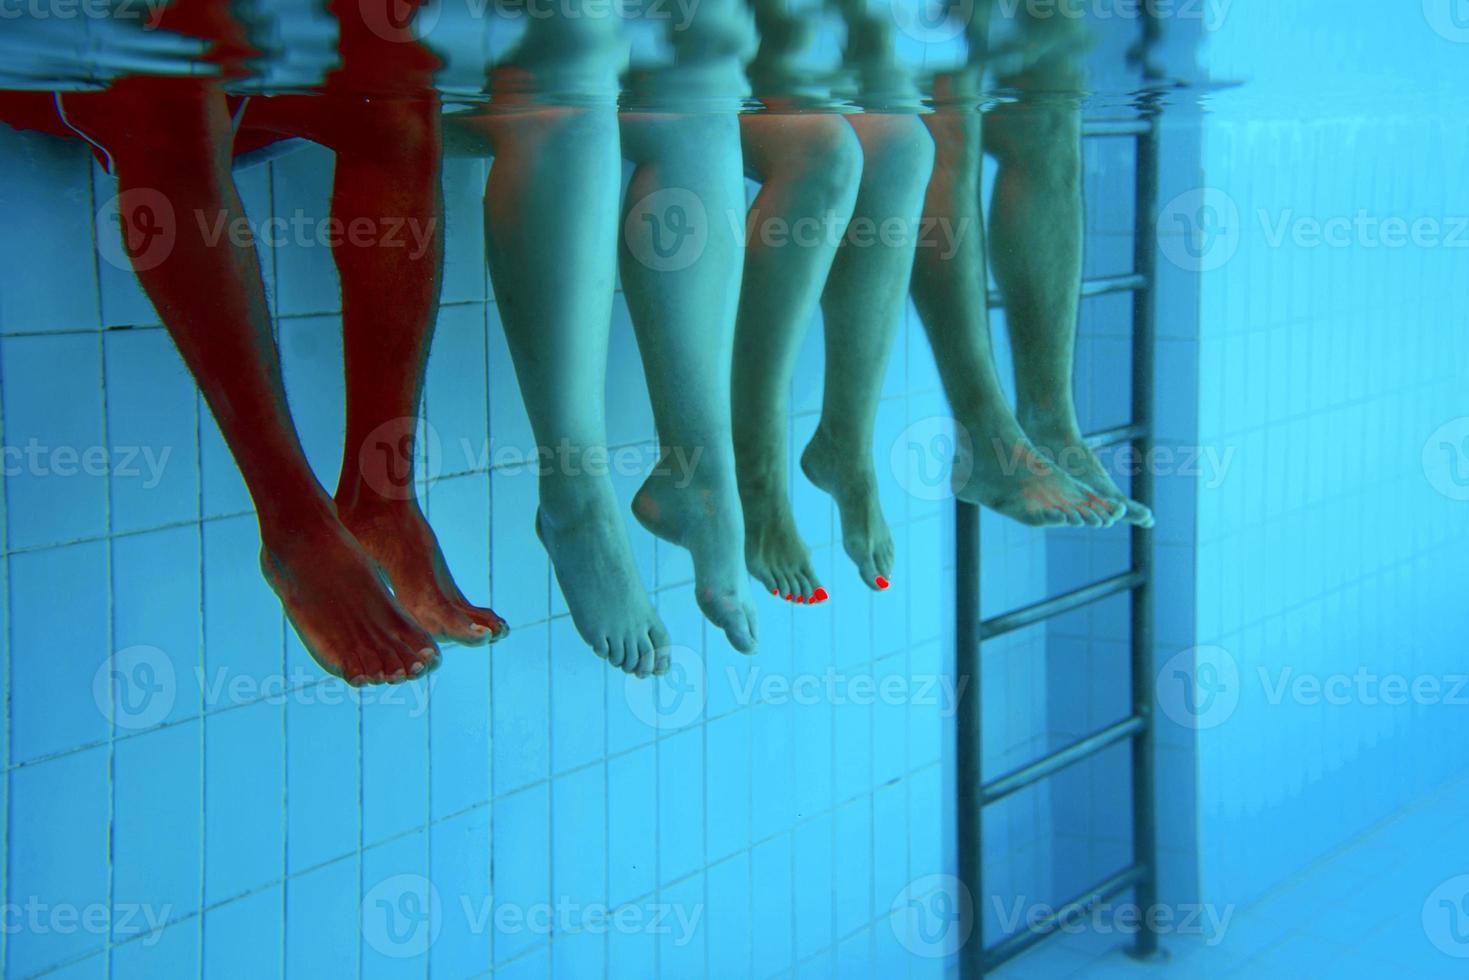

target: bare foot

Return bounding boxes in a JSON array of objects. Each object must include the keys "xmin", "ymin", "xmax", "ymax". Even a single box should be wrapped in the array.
[
  {"xmin": 1022, "ymin": 415, "xmax": 1154, "ymax": 528},
  {"xmin": 736, "ymin": 470, "xmax": 825, "ymax": 604},
  {"xmin": 259, "ymin": 507, "xmax": 439, "ymax": 685},
  {"xmin": 633, "ymin": 459, "xmax": 760, "ymax": 652},
  {"xmin": 955, "ymin": 411, "xmax": 1122, "ymax": 528},
  {"xmin": 537, "ymin": 479, "xmax": 672, "ymax": 677},
  {"xmin": 800, "ymin": 430, "xmax": 895, "ymax": 592},
  {"xmin": 338, "ymin": 499, "xmax": 509, "ymax": 645}
]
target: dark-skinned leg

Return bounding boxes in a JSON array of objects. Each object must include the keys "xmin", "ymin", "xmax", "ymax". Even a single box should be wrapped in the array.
[
  {"xmin": 240, "ymin": 93, "xmax": 511, "ymax": 644},
  {"xmin": 60, "ymin": 78, "xmax": 438, "ymax": 683}
]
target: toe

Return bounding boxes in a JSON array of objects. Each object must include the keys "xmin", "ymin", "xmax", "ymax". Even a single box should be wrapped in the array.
[
  {"xmin": 1024, "ymin": 507, "xmax": 1065, "ymax": 527},
  {"xmin": 725, "ymin": 608, "xmax": 757, "ymax": 655},
  {"xmin": 875, "ymin": 544, "xmax": 895, "ymax": 582},
  {"xmin": 463, "ymin": 606, "xmax": 507, "ymax": 644},
  {"xmin": 797, "ymin": 567, "xmax": 822, "ymax": 604},
  {"xmin": 635, "ymin": 644, "xmax": 656, "ymax": 678},
  {"xmin": 406, "ymin": 647, "xmax": 437, "ymax": 678},
  {"xmin": 621, "ymin": 649, "xmax": 642, "ymax": 675},
  {"xmin": 622, "ymin": 637, "xmax": 642, "ymax": 673},
  {"xmin": 770, "ymin": 571, "xmax": 789, "ymax": 601},
  {"xmin": 387, "ymin": 643, "xmax": 422, "ymax": 681},
  {"xmin": 591, "ymin": 637, "xmax": 612, "ymax": 662}
]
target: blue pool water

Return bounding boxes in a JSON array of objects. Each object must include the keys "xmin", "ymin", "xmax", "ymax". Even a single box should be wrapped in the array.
[{"xmin": 2, "ymin": 1, "xmax": 1468, "ymax": 978}]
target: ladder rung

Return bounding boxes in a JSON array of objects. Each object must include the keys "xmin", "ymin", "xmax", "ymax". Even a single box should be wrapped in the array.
[
  {"xmin": 1084, "ymin": 422, "xmax": 1149, "ymax": 450},
  {"xmin": 1081, "ymin": 272, "xmax": 1150, "ymax": 298},
  {"xmin": 988, "ymin": 272, "xmax": 1148, "ymax": 310},
  {"xmin": 981, "ymin": 714, "xmax": 1146, "ymax": 806},
  {"xmin": 980, "ymin": 569, "xmax": 1145, "ymax": 641},
  {"xmin": 981, "ymin": 864, "xmax": 1150, "ymax": 971},
  {"xmin": 1082, "ymin": 118, "xmax": 1155, "ymax": 138}
]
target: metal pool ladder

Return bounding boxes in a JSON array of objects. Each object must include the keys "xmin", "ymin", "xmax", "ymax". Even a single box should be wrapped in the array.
[{"xmin": 953, "ymin": 100, "xmax": 1164, "ymax": 977}]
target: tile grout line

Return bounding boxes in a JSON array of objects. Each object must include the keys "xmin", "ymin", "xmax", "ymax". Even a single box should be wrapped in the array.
[
  {"xmin": 94, "ymin": 201, "xmax": 119, "ymax": 979},
  {"xmin": 0, "ymin": 290, "xmax": 10, "ymax": 979},
  {"xmin": 194, "ymin": 385, "xmax": 208, "ymax": 979}
]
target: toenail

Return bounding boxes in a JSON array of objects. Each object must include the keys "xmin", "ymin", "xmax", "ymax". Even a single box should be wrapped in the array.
[
  {"xmin": 784, "ymin": 593, "xmax": 793, "ymax": 600},
  {"xmin": 771, "ymin": 589, "xmax": 779, "ymax": 595},
  {"xmin": 796, "ymin": 595, "xmax": 806, "ymax": 603},
  {"xmin": 812, "ymin": 587, "xmax": 829, "ymax": 602},
  {"xmin": 875, "ymin": 576, "xmax": 890, "ymax": 590}
]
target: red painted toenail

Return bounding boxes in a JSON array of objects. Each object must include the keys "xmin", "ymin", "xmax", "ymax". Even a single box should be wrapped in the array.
[
  {"xmin": 785, "ymin": 593, "xmax": 793, "ymax": 600},
  {"xmin": 796, "ymin": 595, "xmax": 806, "ymax": 603},
  {"xmin": 772, "ymin": 588, "xmax": 779, "ymax": 595},
  {"xmin": 812, "ymin": 587, "xmax": 829, "ymax": 602},
  {"xmin": 875, "ymin": 576, "xmax": 890, "ymax": 590}
]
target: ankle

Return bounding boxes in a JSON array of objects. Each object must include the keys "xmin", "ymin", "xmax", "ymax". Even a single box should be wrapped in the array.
[
  {"xmin": 334, "ymin": 474, "xmax": 423, "ymax": 522},
  {"xmin": 538, "ymin": 473, "xmax": 615, "ymax": 526},
  {"xmin": 1016, "ymin": 397, "xmax": 1080, "ymax": 437},
  {"xmin": 804, "ymin": 426, "xmax": 873, "ymax": 475},
  {"xmin": 257, "ymin": 495, "xmax": 342, "ymax": 552},
  {"xmin": 649, "ymin": 442, "xmax": 731, "ymax": 491}
]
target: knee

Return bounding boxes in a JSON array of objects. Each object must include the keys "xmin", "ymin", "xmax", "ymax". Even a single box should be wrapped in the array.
[
  {"xmin": 792, "ymin": 118, "xmax": 864, "ymax": 210},
  {"xmin": 857, "ymin": 116, "xmax": 936, "ymax": 192},
  {"xmin": 984, "ymin": 109, "xmax": 1081, "ymax": 189},
  {"xmin": 342, "ymin": 99, "xmax": 441, "ymax": 164}
]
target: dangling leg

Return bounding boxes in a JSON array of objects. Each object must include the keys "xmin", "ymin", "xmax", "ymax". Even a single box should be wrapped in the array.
[
  {"xmin": 801, "ymin": 113, "xmax": 933, "ymax": 591},
  {"xmin": 986, "ymin": 65, "xmax": 1151, "ymax": 525},
  {"xmin": 620, "ymin": 108, "xmax": 759, "ymax": 653},
  {"xmin": 457, "ymin": 98, "xmax": 671, "ymax": 676},
  {"xmin": 241, "ymin": 92, "xmax": 511, "ymax": 644},
  {"xmin": 733, "ymin": 113, "xmax": 861, "ymax": 605},
  {"xmin": 910, "ymin": 83, "xmax": 1113, "ymax": 527},
  {"xmin": 61, "ymin": 79, "xmax": 438, "ymax": 682}
]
